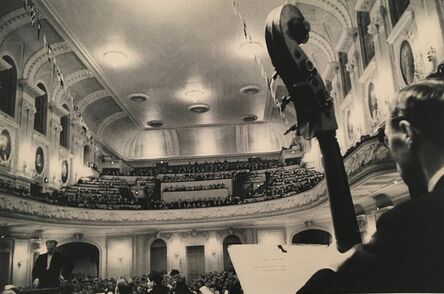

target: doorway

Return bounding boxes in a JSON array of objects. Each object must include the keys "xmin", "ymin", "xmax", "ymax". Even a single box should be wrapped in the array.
[{"xmin": 186, "ymin": 245, "xmax": 205, "ymax": 282}]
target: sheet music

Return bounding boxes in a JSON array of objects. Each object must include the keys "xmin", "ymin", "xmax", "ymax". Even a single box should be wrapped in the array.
[
  {"xmin": 199, "ymin": 285, "xmax": 215, "ymax": 294},
  {"xmin": 228, "ymin": 244, "xmax": 353, "ymax": 294}
]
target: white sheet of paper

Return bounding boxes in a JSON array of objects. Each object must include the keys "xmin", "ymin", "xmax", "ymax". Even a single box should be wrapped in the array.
[
  {"xmin": 228, "ymin": 244, "xmax": 353, "ymax": 294},
  {"xmin": 199, "ymin": 285, "xmax": 215, "ymax": 294}
]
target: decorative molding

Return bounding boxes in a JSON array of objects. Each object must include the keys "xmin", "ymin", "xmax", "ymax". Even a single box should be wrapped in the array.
[
  {"xmin": 49, "ymin": 118, "xmax": 62, "ymax": 133},
  {"xmin": 306, "ymin": 31, "xmax": 336, "ymax": 62},
  {"xmin": 73, "ymin": 233, "xmax": 84, "ymax": 240},
  {"xmin": 32, "ymin": 132, "xmax": 50, "ymax": 146},
  {"xmin": 368, "ymin": 8, "xmax": 385, "ymax": 35},
  {"xmin": 72, "ymin": 136, "xmax": 84, "ymax": 148},
  {"xmin": 0, "ymin": 182, "xmax": 328, "ymax": 225},
  {"xmin": 323, "ymin": 61, "xmax": 339, "ymax": 81},
  {"xmin": 51, "ymin": 69, "xmax": 94, "ymax": 103},
  {"xmin": 0, "ymin": 8, "xmax": 39, "ymax": 47},
  {"xmin": 22, "ymin": 41, "xmax": 71, "ymax": 80},
  {"xmin": 354, "ymin": 0, "xmax": 376, "ymax": 12},
  {"xmin": 387, "ymin": 9, "xmax": 414, "ymax": 44},
  {"xmin": 345, "ymin": 61, "xmax": 355, "ymax": 73},
  {"xmin": 181, "ymin": 230, "xmax": 209, "ymax": 240},
  {"xmin": 19, "ymin": 79, "xmax": 45, "ymax": 98},
  {"xmin": 76, "ymin": 90, "xmax": 108, "ymax": 113},
  {"xmin": 343, "ymin": 137, "xmax": 395, "ymax": 181},
  {"xmin": 358, "ymin": 59, "xmax": 377, "ymax": 83},
  {"xmin": 96, "ymin": 112, "xmax": 127, "ymax": 140},
  {"xmin": 292, "ymin": 0, "xmax": 353, "ymax": 29},
  {"xmin": 0, "ymin": 57, "xmax": 12, "ymax": 72},
  {"xmin": 335, "ymin": 27, "xmax": 358, "ymax": 52},
  {"xmin": 22, "ymin": 99, "xmax": 36, "ymax": 115},
  {"xmin": 49, "ymin": 102, "xmax": 69, "ymax": 118}
]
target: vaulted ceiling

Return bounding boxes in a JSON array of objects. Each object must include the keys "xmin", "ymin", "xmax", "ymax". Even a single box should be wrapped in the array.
[{"xmin": 4, "ymin": 0, "xmax": 353, "ymax": 159}]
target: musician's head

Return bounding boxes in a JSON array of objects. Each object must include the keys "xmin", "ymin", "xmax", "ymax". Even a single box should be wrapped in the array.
[
  {"xmin": 45, "ymin": 239, "xmax": 58, "ymax": 254},
  {"xmin": 385, "ymin": 73, "xmax": 444, "ymax": 195}
]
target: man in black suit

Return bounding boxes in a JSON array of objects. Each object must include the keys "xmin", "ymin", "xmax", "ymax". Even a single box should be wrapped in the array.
[
  {"xmin": 298, "ymin": 73, "xmax": 444, "ymax": 292},
  {"xmin": 32, "ymin": 240, "xmax": 73, "ymax": 289}
]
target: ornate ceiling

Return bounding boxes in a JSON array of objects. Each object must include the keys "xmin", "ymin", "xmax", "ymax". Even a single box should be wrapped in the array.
[{"xmin": 12, "ymin": 0, "xmax": 351, "ymax": 159}]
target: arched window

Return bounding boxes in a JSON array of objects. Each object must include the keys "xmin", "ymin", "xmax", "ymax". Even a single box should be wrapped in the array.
[
  {"xmin": 357, "ymin": 11, "xmax": 375, "ymax": 68},
  {"xmin": 292, "ymin": 229, "xmax": 332, "ymax": 245},
  {"xmin": 83, "ymin": 145, "xmax": 91, "ymax": 165},
  {"xmin": 34, "ymin": 83, "xmax": 48, "ymax": 135},
  {"xmin": 60, "ymin": 104, "xmax": 70, "ymax": 148},
  {"xmin": 389, "ymin": 0, "xmax": 410, "ymax": 26},
  {"xmin": 150, "ymin": 239, "xmax": 167, "ymax": 273},
  {"xmin": 223, "ymin": 235, "xmax": 242, "ymax": 271},
  {"xmin": 338, "ymin": 52, "xmax": 352, "ymax": 97},
  {"xmin": 0, "ymin": 56, "xmax": 17, "ymax": 117}
]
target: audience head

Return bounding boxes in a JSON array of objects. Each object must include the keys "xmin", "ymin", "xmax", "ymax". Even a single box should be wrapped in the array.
[
  {"xmin": 45, "ymin": 239, "xmax": 58, "ymax": 254},
  {"xmin": 148, "ymin": 271, "xmax": 163, "ymax": 286},
  {"xmin": 386, "ymin": 75, "xmax": 444, "ymax": 195},
  {"xmin": 115, "ymin": 276, "xmax": 134, "ymax": 294},
  {"xmin": 2, "ymin": 285, "xmax": 17, "ymax": 294}
]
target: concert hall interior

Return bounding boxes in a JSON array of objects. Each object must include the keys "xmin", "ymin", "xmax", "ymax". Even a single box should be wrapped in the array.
[{"xmin": 0, "ymin": 0, "xmax": 443, "ymax": 293}]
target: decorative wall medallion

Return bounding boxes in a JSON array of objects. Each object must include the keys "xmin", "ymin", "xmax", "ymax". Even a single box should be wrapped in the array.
[
  {"xmin": 61, "ymin": 160, "xmax": 68, "ymax": 183},
  {"xmin": 367, "ymin": 82, "xmax": 383, "ymax": 128},
  {"xmin": 0, "ymin": 129, "xmax": 12, "ymax": 163},
  {"xmin": 400, "ymin": 40, "xmax": 415, "ymax": 85},
  {"xmin": 35, "ymin": 147, "xmax": 44, "ymax": 174}
]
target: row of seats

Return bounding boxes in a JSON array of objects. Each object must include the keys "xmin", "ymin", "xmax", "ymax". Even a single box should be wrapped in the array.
[
  {"xmin": 145, "ymin": 196, "xmax": 242, "ymax": 210},
  {"xmin": 264, "ymin": 167, "xmax": 324, "ymax": 197},
  {"xmin": 160, "ymin": 171, "xmax": 235, "ymax": 182},
  {"xmin": 102, "ymin": 159, "xmax": 283, "ymax": 176},
  {"xmin": 163, "ymin": 183, "xmax": 227, "ymax": 192}
]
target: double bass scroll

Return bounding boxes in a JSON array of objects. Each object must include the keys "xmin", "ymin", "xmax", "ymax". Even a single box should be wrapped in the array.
[{"xmin": 265, "ymin": 4, "xmax": 361, "ymax": 253}]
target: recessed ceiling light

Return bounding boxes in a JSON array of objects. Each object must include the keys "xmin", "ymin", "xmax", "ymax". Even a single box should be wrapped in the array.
[
  {"xmin": 185, "ymin": 90, "xmax": 205, "ymax": 100},
  {"xmin": 238, "ymin": 41, "xmax": 263, "ymax": 57},
  {"xmin": 103, "ymin": 51, "xmax": 127, "ymax": 67},
  {"xmin": 147, "ymin": 120, "xmax": 163, "ymax": 128},
  {"xmin": 128, "ymin": 93, "xmax": 149, "ymax": 102},
  {"xmin": 240, "ymin": 85, "xmax": 261, "ymax": 95},
  {"xmin": 188, "ymin": 103, "xmax": 210, "ymax": 113},
  {"xmin": 243, "ymin": 114, "xmax": 258, "ymax": 122}
]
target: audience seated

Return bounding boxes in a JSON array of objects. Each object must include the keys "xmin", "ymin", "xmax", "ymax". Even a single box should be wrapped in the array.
[
  {"xmin": 1, "ymin": 161, "xmax": 324, "ymax": 211},
  {"xmin": 189, "ymin": 271, "xmax": 242, "ymax": 294},
  {"xmin": 163, "ymin": 183, "xmax": 226, "ymax": 192},
  {"xmin": 260, "ymin": 167, "xmax": 324, "ymax": 199},
  {"xmin": 128, "ymin": 159, "xmax": 283, "ymax": 176},
  {"xmin": 16, "ymin": 271, "xmax": 242, "ymax": 294},
  {"xmin": 0, "ymin": 179, "xmax": 30, "ymax": 197}
]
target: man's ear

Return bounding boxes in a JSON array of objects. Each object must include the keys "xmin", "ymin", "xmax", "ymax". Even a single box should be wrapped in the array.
[{"xmin": 398, "ymin": 120, "xmax": 418, "ymax": 149}]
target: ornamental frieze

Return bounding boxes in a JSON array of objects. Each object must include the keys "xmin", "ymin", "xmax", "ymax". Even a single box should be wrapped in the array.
[{"xmin": 343, "ymin": 137, "xmax": 394, "ymax": 181}]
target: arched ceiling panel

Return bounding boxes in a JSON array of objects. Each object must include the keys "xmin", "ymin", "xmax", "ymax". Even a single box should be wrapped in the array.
[
  {"xmin": 70, "ymin": 78, "xmax": 105, "ymax": 104},
  {"xmin": 0, "ymin": 0, "xmax": 22, "ymax": 17},
  {"xmin": 83, "ymin": 96, "xmax": 122, "ymax": 133},
  {"xmin": 3, "ymin": 19, "xmax": 63, "ymax": 69},
  {"xmin": 48, "ymin": 52, "xmax": 86, "ymax": 76},
  {"xmin": 296, "ymin": 3, "xmax": 343, "ymax": 47}
]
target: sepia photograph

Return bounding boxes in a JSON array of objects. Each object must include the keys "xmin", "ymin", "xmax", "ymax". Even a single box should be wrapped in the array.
[{"xmin": 0, "ymin": 0, "xmax": 443, "ymax": 293}]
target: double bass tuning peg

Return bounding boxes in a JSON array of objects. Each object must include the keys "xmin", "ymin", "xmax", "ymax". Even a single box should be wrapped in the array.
[
  {"xmin": 284, "ymin": 124, "xmax": 298, "ymax": 135},
  {"xmin": 280, "ymin": 95, "xmax": 292, "ymax": 112}
]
